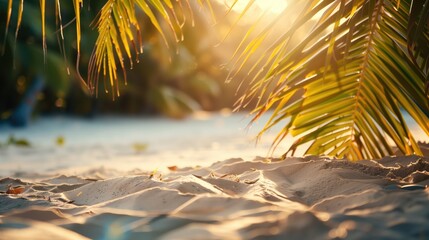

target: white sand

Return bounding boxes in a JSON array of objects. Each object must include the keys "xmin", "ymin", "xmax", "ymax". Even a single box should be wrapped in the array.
[
  {"xmin": 1, "ymin": 155, "xmax": 429, "ymax": 239},
  {"xmin": 0, "ymin": 114, "xmax": 428, "ymax": 239}
]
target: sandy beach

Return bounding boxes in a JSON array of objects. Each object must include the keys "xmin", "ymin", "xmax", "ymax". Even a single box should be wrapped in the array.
[
  {"xmin": 1, "ymin": 0, "xmax": 429, "ymax": 238},
  {"xmin": 1, "ymin": 155, "xmax": 429, "ymax": 239},
  {"xmin": 1, "ymin": 114, "xmax": 428, "ymax": 239}
]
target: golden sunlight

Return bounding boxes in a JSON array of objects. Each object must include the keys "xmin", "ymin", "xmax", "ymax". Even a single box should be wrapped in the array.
[{"xmin": 224, "ymin": 0, "xmax": 288, "ymax": 14}]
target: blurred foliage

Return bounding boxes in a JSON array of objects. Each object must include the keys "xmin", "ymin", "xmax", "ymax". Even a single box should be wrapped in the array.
[
  {"xmin": 132, "ymin": 142, "xmax": 148, "ymax": 153},
  {"xmin": 56, "ymin": 135, "xmax": 65, "ymax": 146},
  {"xmin": 0, "ymin": 0, "xmax": 74, "ymax": 118},
  {"xmin": 6, "ymin": 135, "xmax": 31, "ymax": 147}
]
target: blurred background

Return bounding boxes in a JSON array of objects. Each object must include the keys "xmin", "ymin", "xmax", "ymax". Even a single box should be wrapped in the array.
[
  {"xmin": 0, "ymin": 0, "xmax": 301, "ymax": 123},
  {"xmin": 0, "ymin": 0, "xmax": 229, "ymax": 121},
  {"xmin": 0, "ymin": 0, "xmax": 308, "ymax": 175}
]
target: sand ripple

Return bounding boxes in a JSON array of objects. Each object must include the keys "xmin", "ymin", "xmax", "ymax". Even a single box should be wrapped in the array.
[{"xmin": 1, "ymin": 156, "xmax": 429, "ymax": 239}]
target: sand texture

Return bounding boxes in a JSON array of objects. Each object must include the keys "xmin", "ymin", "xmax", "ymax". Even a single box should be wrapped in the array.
[{"xmin": 1, "ymin": 155, "xmax": 429, "ymax": 240}]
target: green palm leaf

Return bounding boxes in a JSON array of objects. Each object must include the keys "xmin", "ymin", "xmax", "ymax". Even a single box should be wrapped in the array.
[{"xmin": 235, "ymin": 0, "xmax": 429, "ymax": 160}]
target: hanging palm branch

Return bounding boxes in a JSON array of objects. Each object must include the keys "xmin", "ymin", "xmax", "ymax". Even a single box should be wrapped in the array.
[
  {"xmin": 233, "ymin": 0, "xmax": 429, "ymax": 160},
  {"xmin": 87, "ymin": 0, "xmax": 196, "ymax": 98}
]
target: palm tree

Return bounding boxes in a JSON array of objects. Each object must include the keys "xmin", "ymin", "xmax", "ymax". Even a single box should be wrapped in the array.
[{"xmin": 2, "ymin": 0, "xmax": 429, "ymax": 160}]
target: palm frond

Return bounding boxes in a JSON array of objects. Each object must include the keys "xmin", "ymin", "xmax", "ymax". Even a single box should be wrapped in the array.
[
  {"xmin": 2, "ymin": 0, "xmax": 13, "ymax": 54},
  {"xmin": 72, "ymin": 0, "xmax": 85, "ymax": 89},
  {"xmin": 236, "ymin": 0, "xmax": 429, "ymax": 160},
  {"xmin": 13, "ymin": 0, "xmax": 24, "ymax": 66},
  {"xmin": 55, "ymin": 0, "xmax": 69, "ymax": 75},
  {"xmin": 40, "ymin": 0, "xmax": 46, "ymax": 62},
  {"xmin": 85, "ymin": 0, "xmax": 210, "ymax": 98}
]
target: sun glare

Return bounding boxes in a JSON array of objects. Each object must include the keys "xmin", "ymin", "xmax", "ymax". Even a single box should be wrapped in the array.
[
  {"xmin": 255, "ymin": 0, "xmax": 288, "ymax": 14},
  {"xmin": 225, "ymin": 0, "xmax": 288, "ymax": 14}
]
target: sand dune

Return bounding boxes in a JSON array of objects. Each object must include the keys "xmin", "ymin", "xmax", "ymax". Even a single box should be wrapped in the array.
[{"xmin": 1, "ymin": 155, "xmax": 429, "ymax": 239}]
